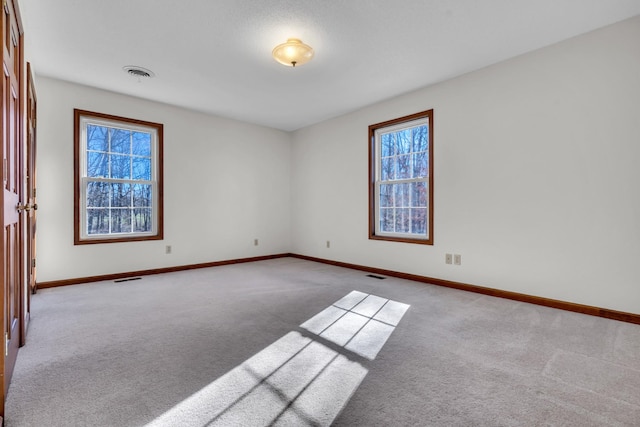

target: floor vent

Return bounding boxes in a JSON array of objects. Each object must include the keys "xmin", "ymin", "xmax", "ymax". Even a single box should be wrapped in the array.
[
  {"xmin": 114, "ymin": 277, "xmax": 142, "ymax": 283},
  {"xmin": 366, "ymin": 274, "xmax": 386, "ymax": 280}
]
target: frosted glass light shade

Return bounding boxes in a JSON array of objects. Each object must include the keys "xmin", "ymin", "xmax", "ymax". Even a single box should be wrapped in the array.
[{"xmin": 272, "ymin": 38, "xmax": 314, "ymax": 67}]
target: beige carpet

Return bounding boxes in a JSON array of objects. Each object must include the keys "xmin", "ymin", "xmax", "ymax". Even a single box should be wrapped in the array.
[{"xmin": 5, "ymin": 257, "xmax": 640, "ymax": 426}]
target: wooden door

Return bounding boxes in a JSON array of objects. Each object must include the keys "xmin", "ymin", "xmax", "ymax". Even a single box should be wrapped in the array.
[
  {"xmin": 22, "ymin": 62, "xmax": 35, "ymax": 344},
  {"xmin": 1, "ymin": 0, "xmax": 22, "ymax": 419}
]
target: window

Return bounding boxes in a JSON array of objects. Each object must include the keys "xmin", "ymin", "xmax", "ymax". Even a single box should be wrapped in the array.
[
  {"xmin": 74, "ymin": 109, "xmax": 163, "ymax": 244},
  {"xmin": 369, "ymin": 110, "xmax": 433, "ymax": 244}
]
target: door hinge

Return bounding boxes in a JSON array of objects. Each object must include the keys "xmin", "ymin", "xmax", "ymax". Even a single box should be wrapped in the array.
[
  {"xmin": 32, "ymin": 258, "xmax": 36, "ymax": 268},
  {"xmin": 33, "ymin": 187, "xmax": 36, "ymax": 198}
]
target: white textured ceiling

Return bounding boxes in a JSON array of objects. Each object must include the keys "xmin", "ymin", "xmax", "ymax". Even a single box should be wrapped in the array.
[{"xmin": 20, "ymin": 0, "xmax": 640, "ymax": 131}]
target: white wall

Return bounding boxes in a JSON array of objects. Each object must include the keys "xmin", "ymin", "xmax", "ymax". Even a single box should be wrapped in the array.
[
  {"xmin": 36, "ymin": 17, "xmax": 640, "ymax": 314},
  {"xmin": 36, "ymin": 77, "xmax": 292, "ymax": 282},
  {"xmin": 290, "ymin": 16, "xmax": 640, "ymax": 314}
]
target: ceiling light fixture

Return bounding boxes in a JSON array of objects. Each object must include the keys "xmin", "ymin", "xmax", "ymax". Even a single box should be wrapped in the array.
[{"xmin": 272, "ymin": 38, "xmax": 314, "ymax": 67}]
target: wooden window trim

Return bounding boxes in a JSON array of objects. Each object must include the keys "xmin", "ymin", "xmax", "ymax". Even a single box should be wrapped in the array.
[
  {"xmin": 368, "ymin": 109, "xmax": 434, "ymax": 245},
  {"xmin": 73, "ymin": 109, "xmax": 164, "ymax": 245}
]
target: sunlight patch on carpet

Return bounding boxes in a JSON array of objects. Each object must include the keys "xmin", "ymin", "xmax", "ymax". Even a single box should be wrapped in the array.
[
  {"xmin": 146, "ymin": 291, "xmax": 409, "ymax": 427},
  {"xmin": 301, "ymin": 290, "xmax": 410, "ymax": 360}
]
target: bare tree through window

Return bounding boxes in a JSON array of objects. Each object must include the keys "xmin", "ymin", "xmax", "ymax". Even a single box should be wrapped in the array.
[
  {"xmin": 369, "ymin": 110, "xmax": 433, "ymax": 245},
  {"xmin": 75, "ymin": 110, "xmax": 163, "ymax": 244}
]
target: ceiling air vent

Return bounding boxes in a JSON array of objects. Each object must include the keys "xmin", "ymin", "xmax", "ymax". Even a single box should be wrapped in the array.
[{"xmin": 123, "ymin": 65, "xmax": 155, "ymax": 79}]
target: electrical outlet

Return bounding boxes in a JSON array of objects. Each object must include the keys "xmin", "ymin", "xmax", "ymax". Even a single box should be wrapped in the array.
[
  {"xmin": 326, "ymin": 240, "xmax": 331, "ymax": 249},
  {"xmin": 445, "ymin": 253, "xmax": 452, "ymax": 264},
  {"xmin": 254, "ymin": 239, "xmax": 259, "ymax": 246},
  {"xmin": 454, "ymin": 254, "xmax": 461, "ymax": 265},
  {"xmin": 165, "ymin": 245, "xmax": 172, "ymax": 254}
]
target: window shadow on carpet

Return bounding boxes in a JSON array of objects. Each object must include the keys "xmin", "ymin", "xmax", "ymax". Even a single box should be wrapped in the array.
[{"xmin": 146, "ymin": 291, "xmax": 409, "ymax": 427}]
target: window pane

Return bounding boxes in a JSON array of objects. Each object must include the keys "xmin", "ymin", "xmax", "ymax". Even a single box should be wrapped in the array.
[
  {"xmin": 110, "ymin": 183, "xmax": 131, "ymax": 208},
  {"xmin": 86, "ymin": 181, "xmax": 109, "ymax": 207},
  {"xmin": 411, "ymin": 208, "xmax": 426, "ymax": 234},
  {"xmin": 381, "ymin": 157, "xmax": 395, "ymax": 180},
  {"xmin": 395, "ymin": 208, "xmax": 410, "ymax": 233},
  {"xmin": 381, "ymin": 133, "xmax": 394, "ymax": 157},
  {"xmin": 133, "ymin": 184, "xmax": 152, "ymax": 207},
  {"xmin": 412, "ymin": 125, "xmax": 428, "ymax": 152},
  {"xmin": 394, "ymin": 183, "xmax": 409, "ymax": 207},
  {"xmin": 132, "ymin": 132, "xmax": 152, "ymax": 156},
  {"xmin": 411, "ymin": 182, "xmax": 427, "ymax": 207},
  {"xmin": 110, "ymin": 154, "xmax": 131, "ymax": 179},
  {"xmin": 412, "ymin": 152, "xmax": 428, "ymax": 178},
  {"xmin": 132, "ymin": 157, "xmax": 151, "ymax": 180},
  {"xmin": 396, "ymin": 130, "xmax": 411, "ymax": 154},
  {"xmin": 110, "ymin": 129, "xmax": 131, "ymax": 154},
  {"xmin": 380, "ymin": 208, "xmax": 394, "ymax": 232},
  {"xmin": 76, "ymin": 110, "xmax": 163, "ymax": 243},
  {"xmin": 87, "ymin": 208, "xmax": 109, "ymax": 235},
  {"xmin": 87, "ymin": 125, "xmax": 108, "ymax": 151},
  {"xmin": 379, "ymin": 184, "xmax": 394, "ymax": 207},
  {"xmin": 133, "ymin": 208, "xmax": 152, "ymax": 232},
  {"xmin": 397, "ymin": 154, "xmax": 411, "ymax": 179},
  {"xmin": 110, "ymin": 208, "xmax": 132, "ymax": 233},
  {"xmin": 87, "ymin": 151, "xmax": 108, "ymax": 178},
  {"xmin": 370, "ymin": 110, "xmax": 432, "ymax": 243}
]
